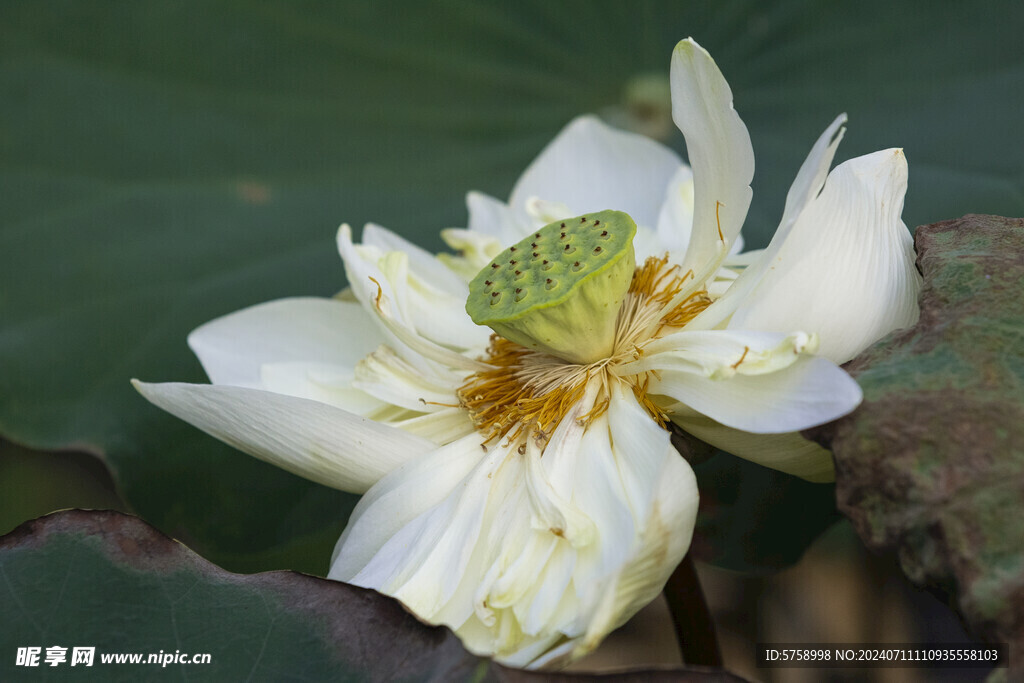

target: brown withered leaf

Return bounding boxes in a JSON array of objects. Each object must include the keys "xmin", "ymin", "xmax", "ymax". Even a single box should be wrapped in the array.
[{"xmin": 0, "ymin": 510, "xmax": 750, "ymax": 681}]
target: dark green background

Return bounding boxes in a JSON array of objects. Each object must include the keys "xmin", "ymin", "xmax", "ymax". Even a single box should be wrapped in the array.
[{"xmin": 1, "ymin": 1, "xmax": 1022, "ymax": 575}]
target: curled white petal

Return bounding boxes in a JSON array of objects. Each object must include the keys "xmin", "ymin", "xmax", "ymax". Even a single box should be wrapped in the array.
[
  {"xmin": 671, "ymin": 38, "xmax": 755, "ymax": 277},
  {"xmin": 727, "ymin": 149, "xmax": 921, "ymax": 363},
  {"xmin": 362, "ymin": 223, "xmax": 470, "ymax": 299},
  {"xmin": 133, "ymin": 381, "xmax": 433, "ymax": 493},
  {"xmin": 337, "ymin": 224, "xmax": 490, "ymax": 372},
  {"xmin": 644, "ymin": 344, "xmax": 862, "ymax": 434},
  {"xmin": 621, "ymin": 329, "xmax": 817, "ymax": 379},
  {"xmin": 689, "ymin": 114, "xmax": 847, "ymax": 330}
]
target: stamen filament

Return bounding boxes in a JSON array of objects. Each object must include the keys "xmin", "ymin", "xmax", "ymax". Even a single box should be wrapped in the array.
[{"xmin": 459, "ymin": 253, "xmax": 713, "ymax": 443}]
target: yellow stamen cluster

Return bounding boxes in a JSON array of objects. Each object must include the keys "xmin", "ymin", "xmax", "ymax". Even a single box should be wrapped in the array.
[
  {"xmin": 458, "ymin": 254, "xmax": 713, "ymax": 445},
  {"xmin": 458, "ymin": 336, "xmax": 595, "ymax": 446}
]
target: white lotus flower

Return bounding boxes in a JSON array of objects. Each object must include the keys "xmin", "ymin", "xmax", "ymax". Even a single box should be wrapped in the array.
[{"xmin": 134, "ymin": 38, "xmax": 920, "ymax": 668}]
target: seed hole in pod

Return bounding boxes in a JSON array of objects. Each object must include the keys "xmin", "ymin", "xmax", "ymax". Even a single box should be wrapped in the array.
[
  {"xmin": 510, "ymin": 246, "xmax": 517, "ymax": 252},
  {"xmin": 509, "ymin": 259, "xmax": 517, "ymax": 266},
  {"xmin": 560, "ymin": 232, "xmax": 567, "ymax": 240},
  {"xmin": 514, "ymin": 270, "xmax": 524, "ymax": 279},
  {"xmin": 600, "ymin": 230, "xmax": 608, "ymax": 238},
  {"xmin": 531, "ymin": 242, "xmax": 537, "ymax": 248},
  {"xmin": 545, "ymin": 278, "xmax": 557, "ymax": 290},
  {"xmin": 535, "ymin": 233, "xmax": 542, "ymax": 239},
  {"xmin": 594, "ymin": 246, "xmax": 602, "ymax": 254},
  {"xmin": 484, "ymin": 280, "xmax": 492, "ymax": 287},
  {"xmin": 542, "ymin": 260, "xmax": 553, "ymax": 271},
  {"xmin": 580, "ymin": 216, "xmax": 587, "ymax": 222},
  {"xmin": 564, "ymin": 244, "xmax": 576, "ymax": 254},
  {"xmin": 491, "ymin": 263, "xmax": 499, "ymax": 269},
  {"xmin": 514, "ymin": 289, "xmax": 527, "ymax": 302},
  {"xmin": 594, "ymin": 219, "xmax": 600, "ymax": 226},
  {"xmin": 490, "ymin": 291, "xmax": 502, "ymax": 305},
  {"xmin": 571, "ymin": 261, "xmax": 583, "ymax": 272},
  {"xmin": 532, "ymin": 252, "xmax": 539, "ymax": 258},
  {"xmin": 560, "ymin": 223, "xmax": 565, "ymax": 228}
]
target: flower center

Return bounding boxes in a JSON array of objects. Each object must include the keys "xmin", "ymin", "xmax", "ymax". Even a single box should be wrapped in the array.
[
  {"xmin": 459, "ymin": 253, "xmax": 711, "ymax": 446},
  {"xmin": 465, "ymin": 210, "xmax": 637, "ymax": 364}
]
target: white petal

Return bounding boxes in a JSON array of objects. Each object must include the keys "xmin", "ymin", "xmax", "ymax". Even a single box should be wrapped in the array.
[
  {"xmin": 524, "ymin": 438, "xmax": 596, "ymax": 548},
  {"xmin": 348, "ymin": 444, "xmax": 501, "ymax": 618},
  {"xmin": 188, "ymin": 297, "xmax": 382, "ymax": 388},
  {"xmin": 655, "ymin": 165, "xmax": 695, "ymax": 254},
  {"xmin": 438, "ymin": 228, "xmax": 504, "ymax": 281},
  {"xmin": 524, "ymin": 197, "xmax": 573, "ymax": 225},
  {"xmin": 330, "ymin": 432, "xmax": 488, "ymax": 572},
  {"xmin": 630, "ymin": 223, "xmax": 666, "ymax": 262},
  {"xmin": 649, "ymin": 355, "xmax": 862, "ymax": 433},
  {"xmin": 259, "ymin": 361, "xmax": 385, "ymax": 415},
  {"xmin": 569, "ymin": 413, "xmax": 640, "ymax": 589},
  {"xmin": 353, "ymin": 345, "xmax": 462, "ymax": 412},
  {"xmin": 132, "ymin": 381, "xmax": 433, "ymax": 493},
  {"xmin": 688, "ymin": 114, "xmax": 847, "ymax": 330},
  {"xmin": 669, "ymin": 409, "xmax": 835, "ymax": 482},
  {"xmin": 337, "ymin": 224, "xmax": 490, "ymax": 372},
  {"xmin": 337, "ymin": 224, "xmax": 421, "ymax": 358},
  {"xmin": 671, "ymin": 39, "xmax": 755, "ymax": 275},
  {"xmin": 328, "ymin": 382, "xmax": 699, "ymax": 668},
  {"xmin": 466, "ymin": 190, "xmax": 529, "ymax": 245},
  {"xmin": 387, "ymin": 407, "xmax": 477, "ymax": 444},
  {"xmin": 369, "ymin": 237, "xmax": 489, "ymax": 352},
  {"xmin": 575, "ymin": 384, "xmax": 698, "ymax": 657},
  {"xmin": 362, "ymin": 223, "xmax": 470, "ymax": 298},
  {"xmin": 727, "ymin": 149, "xmax": 921, "ymax": 363},
  {"xmin": 509, "ymin": 115, "xmax": 682, "ymax": 230},
  {"xmin": 621, "ymin": 329, "xmax": 816, "ymax": 379}
]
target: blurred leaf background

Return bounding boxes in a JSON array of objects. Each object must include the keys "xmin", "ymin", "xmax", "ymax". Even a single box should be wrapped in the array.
[{"xmin": 1, "ymin": 0, "xmax": 1022, "ymax": 580}]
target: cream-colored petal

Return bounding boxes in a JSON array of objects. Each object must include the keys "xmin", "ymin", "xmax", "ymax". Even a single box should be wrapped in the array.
[
  {"xmin": 352, "ymin": 345, "xmax": 463, "ymax": 413},
  {"xmin": 187, "ymin": 297, "xmax": 382, "ymax": 388},
  {"xmin": 620, "ymin": 329, "xmax": 816, "ymax": 380},
  {"xmin": 649, "ymin": 355, "xmax": 862, "ymax": 434},
  {"xmin": 655, "ymin": 165, "xmax": 695, "ymax": 254},
  {"xmin": 438, "ymin": 228, "xmax": 504, "ymax": 281},
  {"xmin": 654, "ymin": 164, "xmax": 743, "ymax": 260},
  {"xmin": 569, "ymin": 414, "xmax": 640, "ymax": 589},
  {"xmin": 371, "ymin": 240, "xmax": 490, "ymax": 352},
  {"xmin": 466, "ymin": 190, "xmax": 529, "ymax": 245},
  {"xmin": 727, "ymin": 149, "xmax": 921, "ymax": 363},
  {"xmin": 573, "ymin": 383, "xmax": 698, "ymax": 659},
  {"xmin": 671, "ymin": 39, "xmax": 755, "ymax": 276},
  {"xmin": 670, "ymin": 408, "xmax": 835, "ymax": 482},
  {"xmin": 336, "ymin": 224, "xmax": 490, "ymax": 372},
  {"xmin": 259, "ymin": 361, "xmax": 385, "ymax": 416},
  {"xmin": 362, "ymin": 223, "xmax": 470, "ymax": 298},
  {"xmin": 328, "ymin": 382, "xmax": 698, "ymax": 668},
  {"xmin": 385, "ymin": 407, "xmax": 477, "ymax": 445},
  {"xmin": 132, "ymin": 381, "xmax": 433, "ymax": 493},
  {"xmin": 509, "ymin": 115, "xmax": 682, "ymax": 230},
  {"xmin": 351, "ymin": 450, "xmax": 501, "ymax": 618},
  {"xmin": 688, "ymin": 114, "xmax": 847, "ymax": 330}
]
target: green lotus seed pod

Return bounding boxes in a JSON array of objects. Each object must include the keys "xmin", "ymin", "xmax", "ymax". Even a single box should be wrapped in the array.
[{"xmin": 466, "ymin": 210, "xmax": 636, "ymax": 364}]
